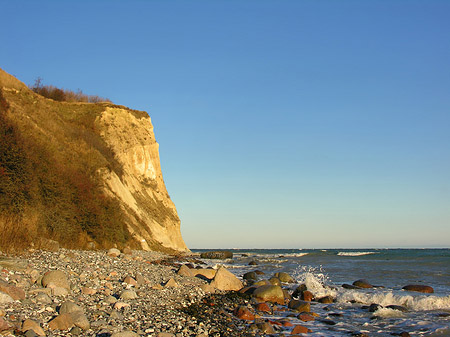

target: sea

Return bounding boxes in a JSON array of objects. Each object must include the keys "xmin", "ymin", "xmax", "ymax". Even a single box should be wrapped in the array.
[{"xmin": 193, "ymin": 248, "xmax": 450, "ymax": 336}]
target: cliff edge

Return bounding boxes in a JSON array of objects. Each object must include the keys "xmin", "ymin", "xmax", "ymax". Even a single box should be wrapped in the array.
[{"xmin": 0, "ymin": 68, "xmax": 188, "ymax": 253}]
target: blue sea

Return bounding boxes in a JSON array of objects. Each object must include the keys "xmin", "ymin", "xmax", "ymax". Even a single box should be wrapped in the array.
[{"xmin": 194, "ymin": 248, "xmax": 450, "ymax": 336}]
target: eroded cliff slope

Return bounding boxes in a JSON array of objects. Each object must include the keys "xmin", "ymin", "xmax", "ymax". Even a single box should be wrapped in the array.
[{"xmin": 0, "ymin": 68, "xmax": 188, "ymax": 253}]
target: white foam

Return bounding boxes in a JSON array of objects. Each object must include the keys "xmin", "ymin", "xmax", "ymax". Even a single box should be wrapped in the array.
[
  {"xmin": 373, "ymin": 307, "xmax": 406, "ymax": 318},
  {"xmin": 292, "ymin": 266, "xmax": 337, "ymax": 298},
  {"xmin": 337, "ymin": 251, "xmax": 376, "ymax": 256},
  {"xmin": 337, "ymin": 290, "xmax": 450, "ymax": 311}
]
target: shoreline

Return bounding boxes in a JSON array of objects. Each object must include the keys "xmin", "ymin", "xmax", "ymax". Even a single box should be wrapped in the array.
[{"xmin": 0, "ymin": 248, "xmax": 252, "ymax": 336}]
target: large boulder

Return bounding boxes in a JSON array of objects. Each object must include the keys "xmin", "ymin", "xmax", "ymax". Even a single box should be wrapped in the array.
[
  {"xmin": 193, "ymin": 268, "xmax": 217, "ymax": 280},
  {"xmin": 41, "ymin": 270, "xmax": 70, "ymax": 290},
  {"xmin": 274, "ymin": 272, "xmax": 295, "ymax": 283},
  {"xmin": 353, "ymin": 279, "xmax": 374, "ymax": 289},
  {"xmin": 200, "ymin": 251, "xmax": 233, "ymax": 259},
  {"xmin": 252, "ymin": 285, "xmax": 285, "ymax": 305},
  {"xmin": 210, "ymin": 267, "xmax": 243, "ymax": 291},
  {"xmin": 402, "ymin": 285, "xmax": 434, "ymax": 293}
]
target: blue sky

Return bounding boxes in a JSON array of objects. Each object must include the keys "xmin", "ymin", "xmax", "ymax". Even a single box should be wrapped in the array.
[{"xmin": 1, "ymin": 1, "xmax": 449, "ymax": 248}]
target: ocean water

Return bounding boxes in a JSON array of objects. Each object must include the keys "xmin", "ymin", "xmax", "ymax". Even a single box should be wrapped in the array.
[{"xmin": 194, "ymin": 248, "xmax": 450, "ymax": 336}]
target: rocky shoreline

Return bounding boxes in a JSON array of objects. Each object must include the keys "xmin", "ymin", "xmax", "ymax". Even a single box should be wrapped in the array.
[{"xmin": 0, "ymin": 249, "xmax": 253, "ymax": 337}]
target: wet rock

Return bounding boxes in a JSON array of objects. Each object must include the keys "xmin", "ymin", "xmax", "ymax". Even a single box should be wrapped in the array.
[
  {"xmin": 41, "ymin": 270, "xmax": 70, "ymax": 289},
  {"xmin": 301, "ymin": 290, "xmax": 314, "ymax": 302},
  {"xmin": 353, "ymin": 279, "xmax": 373, "ymax": 288},
  {"xmin": 274, "ymin": 272, "xmax": 295, "ymax": 283},
  {"xmin": 298, "ymin": 313, "xmax": 315, "ymax": 322},
  {"xmin": 210, "ymin": 266, "xmax": 243, "ymax": 291},
  {"xmin": 253, "ymin": 280, "xmax": 271, "ymax": 287},
  {"xmin": 317, "ymin": 295, "xmax": 334, "ymax": 304},
  {"xmin": 243, "ymin": 271, "xmax": 257, "ymax": 281},
  {"xmin": 387, "ymin": 305, "xmax": 408, "ymax": 312},
  {"xmin": 288, "ymin": 300, "xmax": 310, "ymax": 312},
  {"xmin": 200, "ymin": 251, "xmax": 233, "ymax": 259},
  {"xmin": 255, "ymin": 322, "xmax": 275, "ymax": 334},
  {"xmin": 234, "ymin": 306, "xmax": 255, "ymax": 320},
  {"xmin": 248, "ymin": 260, "xmax": 258, "ymax": 265},
  {"xmin": 369, "ymin": 303, "xmax": 382, "ymax": 312},
  {"xmin": 253, "ymin": 285, "xmax": 285, "ymax": 304},
  {"xmin": 319, "ymin": 318, "xmax": 336, "ymax": 325},
  {"xmin": 291, "ymin": 324, "xmax": 311, "ymax": 334},
  {"xmin": 402, "ymin": 285, "xmax": 434, "ymax": 293},
  {"xmin": 292, "ymin": 284, "xmax": 307, "ymax": 298},
  {"xmin": 342, "ymin": 283, "xmax": 361, "ymax": 289},
  {"xmin": 268, "ymin": 277, "xmax": 281, "ymax": 286},
  {"xmin": 255, "ymin": 302, "xmax": 271, "ymax": 313}
]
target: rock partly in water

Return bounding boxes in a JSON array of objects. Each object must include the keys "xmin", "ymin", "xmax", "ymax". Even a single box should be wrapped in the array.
[
  {"xmin": 402, "ymin": 285, "xmax": 434, "ymax": 293},
  {"xmin": 253, "ymin": 285, "xmax": 285, "ymax": 305},
  {"xmin": 352, "ymin": 279, "xmax": 374, "ymax": 288},
  {"xmin": 200, "ymin": 251, "xmax": 233, "ymax": 259},
  {"xmin": 274, "ymin": 272, "xmax": 295, "ymax": 283}
]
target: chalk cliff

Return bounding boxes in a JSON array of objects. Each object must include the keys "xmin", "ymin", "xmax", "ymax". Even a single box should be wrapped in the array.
[{"xmin": 0, "ymin": 68, "xmax": 188, "ymax": 253}]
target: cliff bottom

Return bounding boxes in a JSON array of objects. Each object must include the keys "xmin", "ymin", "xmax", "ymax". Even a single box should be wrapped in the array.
[{"xmin": 0, "ymin": 68, "xmax": 188, "ymax": 253}]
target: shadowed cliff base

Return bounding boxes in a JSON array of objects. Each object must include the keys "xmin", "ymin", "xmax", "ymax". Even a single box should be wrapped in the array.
[{"xmin": 0, "ymin": 68, "xmax": 188, "ymax": 253}]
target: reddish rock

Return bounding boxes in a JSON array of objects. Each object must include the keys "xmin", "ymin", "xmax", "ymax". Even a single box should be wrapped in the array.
[
  {"xmin": 255, "ymin": 302, "xmax": 271, "ymax": 313},
  {"xmin": 291, "ymin": 325, "xmax": 311, "ymax": 334},
  {"xmin": 255, "ymin": 322, "xmax": 275, "ymax": 334},
  {"xmin": 301, "ymin": 290, "xmax": 314, "ymax": 302},
  {"xmin": 0, "ymin": 317, "xmax": 11, "ymax": 331},
  {"xmin": 318, "ymin": 295, "xmax": 334, "ymax": 304},
  {"xmin": 288, "ymin": 299, "xmax": 311, "ymax": 312},
  {"xmin": 402, "ymin": 285, "xmax": 434, "ymax": 293},
  {"xmin": 234, "ymin": 306, "xmax": 255, "ymax": 320},
  {"xmin": 298, "ymin": 313, "xmax": 315, "ymax": 322},
  {"xmin": 0, "ymin": 283, "xmax": 25, "ymax": 300}
]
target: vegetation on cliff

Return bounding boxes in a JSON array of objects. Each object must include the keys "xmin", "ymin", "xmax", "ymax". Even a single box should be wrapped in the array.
[{"xmin": 0, "ymin": 76, "xmax": 129, "ymax": 252}]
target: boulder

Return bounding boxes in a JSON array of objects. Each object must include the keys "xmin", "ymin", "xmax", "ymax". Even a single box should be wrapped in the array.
[
  {"xmin": 243, "ymin": 271, "xmax": 257, "ymax": 281},
  {"xmin": 317, "ymin": 295, "xmax": 334, "ymax": 304},
  {"xmin": 200, "ymin": 251, "xmax": 233, "ymax": 259},
  {"xmin": 269, "ymin": 277, "xmax": 281, "ymax": 286},
  {"xmin": 22, "ymin": 319, "xmax": 45, "ymax": 336},
  {"xmin": 298, "ymin": 313, "xmax": 315, "ymax": 322},
  {"xmin": 274, "ymin": 272, "xmax": 295, "ymax": 283},
  {"xmin": 194, "ymin": 268, "xmax": 217, "ymax": 280},
  {"xmin": 255, "ymin": 302, "xmax": 271, "ymax": 313},
  {"xmin": 233, "ymin": 306, "xmax": 255, "ymax": 320},
  {"xmin": 402, "ymin": 285, "xmax": 434, "ymax": 293},
  {"xmin": 48, "ymin": 313, "xmax": 74, "ymax": 330},
  {"xmin": 177, "ymin": 265, "xmax": 192, "ymax": 277},
  {"xmin": 210, "ymin": 266, "xmax": 243, "ymax": 291},
  {"xmin": 253, "ymin": 285, "xmax": 285, "ymax": 305},
  {"xmin": 59, "ymin": 301, "xmax": 83, "ymax": 314},
  {"xmin": 288, "ymin": 299, "xmax": 310, "ymax": 312},
  {"xmin": 352, "ymin": 279, "xmax": 373, "ymax": 288},
  {"xmin": 107, "ymin": 248, "xmax": 121, "ymax": 257},
  {"xmin": 291, "ymin": 324, "xmax": 311, "ymax": 334},
  {"xmin": 41, "ymin": 270, "xmax": 70, "ymax": 290},
  {"xmin": 301, "ymin": 290, "xmax": 314, "ymax": 302}
]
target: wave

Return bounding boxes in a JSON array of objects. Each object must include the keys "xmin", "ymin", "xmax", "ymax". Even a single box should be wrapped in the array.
[
  {"xmin": 337, "ymin": 251, "xmax": 376, "ymax": 256},
  {"xmin": 337, "ymin": 290, "xmax": 450, "ymax": 311}
]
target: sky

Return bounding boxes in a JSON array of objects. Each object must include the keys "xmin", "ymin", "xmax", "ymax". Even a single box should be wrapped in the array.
[{"xmin": 1, "ymin": 0, "xmax": 449, "ymax": 249}]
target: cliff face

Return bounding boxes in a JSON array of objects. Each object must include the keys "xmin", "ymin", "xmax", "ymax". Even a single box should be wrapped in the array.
[{"xmin": 0, "ymin": 68, "xmax": 188, "ymax": 253}]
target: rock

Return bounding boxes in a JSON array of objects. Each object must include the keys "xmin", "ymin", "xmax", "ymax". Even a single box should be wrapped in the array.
[
  {"xmin": 24, "ymin": 330, "xmax": 39, "ymax": 337},
  {"xmin": 200, "ymin": 251, "xmax": 233, "ymax": 259},
  {"xmin": 122, "ymin": 247, "xmax": 132, "ymax": 255},
  {"xmin": 22, "ymin": 319, "xmax": 46, "ymax": 336},
  {"xmin": 41, "ymin": 270, "xmax": 70, "ymax": 289},
  {"xmin": 253, "ymin": 280, "xmax": 271, "ymax": 287},
  {"xmin": 0, "ymin": 292, "xmax": 14, "ymax": 303},
  {"xmin": 107, "ymin": 248, "xmax": 121, "ymax": 257},
  {"xmin": 59, "ymin": 301, "xmax": 83, "ymax": 314},
  {"xmin": 0, "ymin": 282, "xmax": 25, "ymax": 300},
  {"xmin": 368, "ymin": 303, "xmax": 382, "ymax": 312},
  {"xmin": 81, "ymin": 286, "xmax": 96, "ymax": 295},
  {"xmin": 0, "ymin": 257, "xmax": 28, "ymax": 271},
  {"xmin": 301, "ymin": 290, "xmax": 314, "ymax": 302},
  {"xmin": 35, "ymin": 292, "xmax": 52, "ymax": 304},
  {"xmin": 48, "ymin": 313, "xmax": 74, "ymax": 330},
  {"xmin": 199, "ymin": 283, "xmax": 215, "ymax": 293},
  {"xmin": 253, "ymin": 285, "xmax": 285, "ymax": 305},
  {"xmin": 288, "ymin": 300, "xmax": 311, "ymax": 312},
  {"xmin": 274, "ymin": 272, "xmax": 295, "ymax": 283},
  {"xmin": 0, "ymin": 317, "xmax": 11, "ymax": 331},
  {"xmin": 248, "ymin": 260, "xmax": 258, "ymax": 265},
  {"xmin": 342, "ymin": 283, "xmax": 360, "ymax": 289},
  {"xmin": 111, "ymin": 332, "xmax": 140, "ymax": 337},
  {"xmin": 402, "ymin": 285, "xmax": 434, "ymax": 293},
  {"xmin": 243, "ymin": 271, "xmax": 257, "ymax": 281},
  {"xmin": 210, "ymin": 266, "xmax": 243, "ymax": 291},
  {"xmin": 320, "ymin": 318, "xmax": 336, "ymax": 325},
  {"xmin": 51, "ymin": 286, "xmax": 69, "ymax": 296},
  {"xmin": 120, "ymin": 290, "xmax": 138, "ymax": 299},
  {"xmin": 268, "ymin": 277, "xmax": 281, "ymax": 286},
  {"xmin": 255, "ymin": 322, "xmax": 275, "ymax": 334},
  {"xmin": 157, "ymin": 333, "xmax": 175, "ymax": 337},
  {"xmin": 353, "ymin": 279, "xmax": 373, "ymax": 288},
  {"xmin": 255, "ymin": 302, "xmax": 271, "ymax": 313},
  {"xmin": 291, "ymin": 324, "xmax": 311, "ymax": 334},
  {"xmin": 177, "ymin": 265, "xmax": 192, "ymax": 277},
  {"xmin": 70, "ymin": 326, "xmax": 83, "ymax": 335},
  {"xmin": 318, "ymin": 295, "xmax": 334, "ymax": 304},
  {"xmin": 123, "ymin": 276, "xmax": 138, "ymax": 287},
  {"xmin": 387, "ymin": 305, "xmax": 408, "ymax": 312},
  {"xmin": 114, "ymin": 302, "xmax": 131, "ymax": 310},
  {"xmin": 298, "ymin": 313, "xmax": 315, "ymax": 322},
  {"xmin": 70, "ymin": 311, "xmax": 90, "ymax": 330},
  {"xmin": 164, "ymin": 278, "xmax": 178, "ymax": 288},
  {"xmin": 233, "ymin": 306, "xmax": 255, "ymax": 320},
  {"xmin": 194, "ymin": 268, "xmax": 217, "ymax": 280}
]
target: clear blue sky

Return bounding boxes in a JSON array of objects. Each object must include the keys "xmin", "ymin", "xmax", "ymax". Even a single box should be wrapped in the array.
[{"xmin": 1, "ymin": 1, "xmax": 449, "ymax": 248}]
